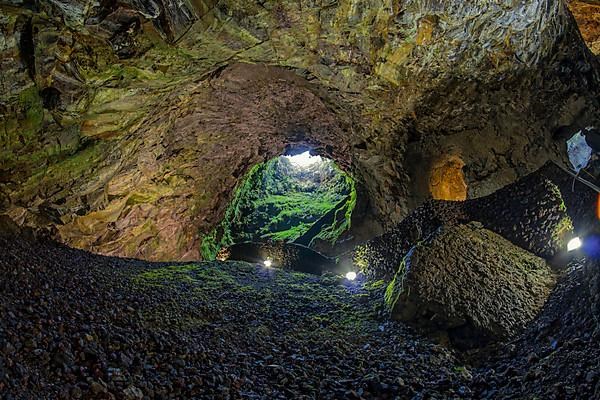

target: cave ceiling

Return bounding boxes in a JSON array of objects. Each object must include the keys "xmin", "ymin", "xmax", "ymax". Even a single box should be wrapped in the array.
[{"xmin": 0, "ymin": 0, "xmax": 599, "ymax": 260}]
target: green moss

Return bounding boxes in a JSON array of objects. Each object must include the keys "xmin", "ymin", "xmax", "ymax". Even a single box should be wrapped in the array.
[
  {"xmin": 43, "ymin": 141, "xmax": 104, "ymax": 179},
  {"xmin": 267, "ymin": 222, "xmax": 311, "ymax": 241},
  {"xmin": 18, "ymin": 86, "xmax": 44, "ymax": 132},
  {"xmin": 200, "ymin": 230, "xmax": 220, "ymax": 261},
  {"xmin": 201, "ymin": 155, "xmax": 355, "ymax": 259},
  {"xmin": 352, "ymin": 244, "xmax": 369, "ymax": 272},
  {"xmin": 552, "ymin": 216, "xmax": 574, "ymax": 248},
  {"xmin": 384, "ymin": 274, "xmax": 399, "ymax": 310},
  {"xmin": 135, "ymin": 264, "xmax": 236, "ymax": 290},
  {"xmin": 312, "ymin": 168, "xmax": 357, "ymax": 245},
  {"xmin": 365, "ymin": 279, "xmax": 386, "ymax": 290},
  {"xmin": 138, "ymin": 266, "xmax": 195, "ymax": 284},
  {"xmin": 384, "ymin": 259, "xmax": 408, "ymax": 312},
  {"xmin": 545, "ymin": 180, "xmax": 574, "ymax": 248},
  {"xmin": 15, "ymin": 141, "xmax": 106, "ymax": 201},
  {"xmin": 1, "ymin": 86, "xmax": 44, "ymax": 158},
  {"xmin": 547, "ymin": 181, "xmax": 567, "ymax": 213}
]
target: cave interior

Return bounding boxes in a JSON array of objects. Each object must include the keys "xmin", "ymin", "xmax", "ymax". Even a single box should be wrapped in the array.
[{"xmin": 1, "ymin": 0, "xmax": 600, "ymax": 399}]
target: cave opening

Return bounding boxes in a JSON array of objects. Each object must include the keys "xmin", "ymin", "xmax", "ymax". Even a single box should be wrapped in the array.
[{"xmin": 202, "ymin": 150, "xmax": 357, "ymax": 261}]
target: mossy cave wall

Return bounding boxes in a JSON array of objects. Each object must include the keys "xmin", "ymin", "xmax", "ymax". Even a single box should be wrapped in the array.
[
  {"xmin": 1, "ymin": 0, "xmax": 599, "ymax": 260},
  {"xmin": 200, "ymin": 155, "xmax": 356, "ymax": 260}
]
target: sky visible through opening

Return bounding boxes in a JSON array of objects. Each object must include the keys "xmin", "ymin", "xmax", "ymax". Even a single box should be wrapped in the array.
[{"xmin": 284, "ymin": 151, "xmax": 323, "ymax": 168}]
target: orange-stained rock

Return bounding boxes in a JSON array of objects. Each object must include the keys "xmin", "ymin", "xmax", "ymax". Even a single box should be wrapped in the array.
[
  {"xmin": 569, "ymin": 0, "xmax": 600, "ymax": 54},
  {"xmin": 429, "ymin": 155, "xmax": 467, "ymax": 201}
]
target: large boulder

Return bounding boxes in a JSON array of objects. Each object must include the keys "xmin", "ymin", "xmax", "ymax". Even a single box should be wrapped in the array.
[
  {"xmin": 385, "ymin": 222, "xmax": 556, "ymax": 347},
  {"xmin": 468, "ymin": 172, "xmax": 574, "ymax": 260},
  {"xmin": 352, "ymin": 200, "xmax": 468, "ymax": 280},
  {"xmin": 354, "ymin": 170, "xmax": 574, "ymax": 280}
]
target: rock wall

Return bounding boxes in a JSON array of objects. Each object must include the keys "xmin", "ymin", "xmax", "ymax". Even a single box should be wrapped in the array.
[
  {"xmin": 1, "ymin": 1, "xmax": 598, "ymax": 260},
  {"xmin": 469, "ymin": 172, "xmax": 573, "ymax": 260}
]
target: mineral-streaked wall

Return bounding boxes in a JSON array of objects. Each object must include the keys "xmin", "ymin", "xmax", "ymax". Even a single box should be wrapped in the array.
[{"xmin": 0, "ymin": 1, "xmax": 598, "ymax": 260}]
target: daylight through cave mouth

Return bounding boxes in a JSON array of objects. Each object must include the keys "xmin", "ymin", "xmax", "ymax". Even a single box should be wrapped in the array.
[{"xmin": 201, "ymin": 151, "xmax": 356, "ymax": 260}]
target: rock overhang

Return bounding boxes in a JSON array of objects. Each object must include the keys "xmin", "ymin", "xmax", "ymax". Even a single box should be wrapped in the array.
[{"xmin": 0, "ymin": 0, "xmax": 598, "ymax": 260}]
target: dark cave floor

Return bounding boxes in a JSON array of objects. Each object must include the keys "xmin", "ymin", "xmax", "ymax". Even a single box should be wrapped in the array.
[{"xmin": 0, "ymin": 233, "xmax": 599, "ymax": 399}]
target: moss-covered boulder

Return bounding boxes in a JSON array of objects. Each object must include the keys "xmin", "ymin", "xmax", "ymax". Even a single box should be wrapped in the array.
[{"xmin": 385, "ymin": 222, "xmax": 556, "ymax": 346}]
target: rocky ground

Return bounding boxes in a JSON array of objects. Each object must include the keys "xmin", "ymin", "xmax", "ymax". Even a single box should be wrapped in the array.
[
  {"xmin": 1, "ymin": 232, "xmax": 472, "ymax": 400},
  {"xmin": 1, "ymin": 226, "xmax": 599, "ymax": 399},
  {"xmin": 472, "ymin": 259, "xmax": 600, "ymax": 399}
]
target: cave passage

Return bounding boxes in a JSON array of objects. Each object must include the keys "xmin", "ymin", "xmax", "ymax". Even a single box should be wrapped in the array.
[
  {"xmin": 429, "ymin": 154, "xmax": 468, "ymax": 201},
  {"xmin": 201, "ymin": 151, "xmax": 356, "ymax": 259}
]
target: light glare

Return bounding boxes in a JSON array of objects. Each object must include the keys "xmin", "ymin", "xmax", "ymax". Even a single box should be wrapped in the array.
[
  {"xmin": 567, "ymin": 237, "xmax": 582, "ymax": 252},
  {"xmin": 264, "ymin": 259, "xmax": 273, "ymax": 267},
  {"xmin": 346, "ymin": 271, "xmax": 357, "ymax": 281},
  {"xmin": 285, "ymin": 151, "xmax": 321, "ymax": 168}
]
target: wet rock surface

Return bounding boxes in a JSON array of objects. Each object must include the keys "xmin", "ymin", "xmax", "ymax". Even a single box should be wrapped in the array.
[{"xmin": 385, "ymin": 222, "xmax": 556, "ymax": 347}]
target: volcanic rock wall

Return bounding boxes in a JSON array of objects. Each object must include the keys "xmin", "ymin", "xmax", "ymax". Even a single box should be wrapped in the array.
[{"xmin": 1, "ymin": 1, "xmax": 598, "ymax": 260}]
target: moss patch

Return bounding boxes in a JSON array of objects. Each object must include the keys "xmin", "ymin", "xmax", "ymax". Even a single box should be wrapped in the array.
[
  {"xmin": 201, "ymin": 155, "xmax": 356, "ymax": 259},
  {"xmin": 132, "ymin": 261, "xmax": 382, "ymax": 335}
]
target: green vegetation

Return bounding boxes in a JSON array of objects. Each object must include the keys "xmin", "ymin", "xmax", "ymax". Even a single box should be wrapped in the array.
[
  {"xmin": 132, "ymin": 261, "xmax": 383, "ymax": 336},
  {"xmin": 0, "ymin": 86, "xmax": 44, "ymax": 165},
  {"xmin": 384, "ymin": 255, "xmax": 412, "ymax": 312},
  {"xmin": 310, "ymin": 167, "xmax": 356, "ymax": 246},
  {"xmin": 201, "ymin": 155, "xmax": 356, "ymax": 259},
  {"xmin": 135, "ymin": 264, "xmax": 236, "ymax": 291},
  {"xmin": 18, "ymin": 86, "xmax": 44, "ymax": 136},
  {"xmin": 551, "ymin": 216, "xmax": 574, "ymax": 248},
  {"xmin": 546, "ymin": 181, "xmax": 574, "ymax": 249}
]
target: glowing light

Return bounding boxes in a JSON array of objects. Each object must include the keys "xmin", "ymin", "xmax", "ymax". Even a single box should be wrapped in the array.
[
  {"xmin": 345, "ymin": 271, "xmax": 357, "ymax": 281},
  {"xmin": 567, "ymin": 237, "xmax": 582, "ymax": 252},
  {"xmin": 263, "ymin": 259, "xmax": 273, "ymax": 267},
  {"xmin": 285, "ymin": 151, "xmax": 322, "ymax": 168}
]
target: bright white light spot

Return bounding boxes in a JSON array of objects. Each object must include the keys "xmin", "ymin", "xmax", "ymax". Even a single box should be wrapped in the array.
[
  {"xmin": 285, "ymin": 151, "xmax": 322, "ymax": 168},
  {"xmin": 345, "ymin": 271, "xmax": 357, "ymax": 281},
  {"xmin": 567, "ymin": 237, "xmax": 582, "ymax": 252},
  {"xmin": 263, "ymin": 259, "xmax": 273, "ymax": 267}
]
